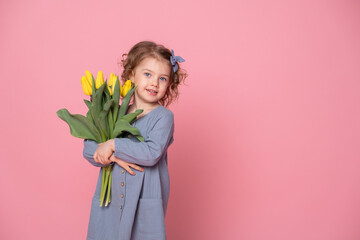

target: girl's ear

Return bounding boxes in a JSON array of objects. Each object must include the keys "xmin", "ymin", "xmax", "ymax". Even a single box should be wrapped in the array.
[{"xmin": 128, "ymin": 70, "xmax": 135, "ymax": 82}]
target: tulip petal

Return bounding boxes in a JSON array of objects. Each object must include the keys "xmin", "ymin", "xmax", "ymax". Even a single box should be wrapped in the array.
[
  {"xmin": 120, "ymin": 80, "xmax": 132, "ymax": 98},
  {"xmin": 81, "ymin": 76, "xmax": 91, "ymax": 95},
  {"xmin": 96, "ymin": 71, "xmax": 105, "ymax": 89},
  {"xmin": 85, "ymin": 70, "xmax": 93, "ymax": 84}
]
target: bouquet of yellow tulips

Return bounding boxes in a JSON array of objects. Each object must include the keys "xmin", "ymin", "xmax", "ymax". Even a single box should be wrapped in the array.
[{"xmin": 56, "ymin": 70, "xmax": 144, "ymax": 207}]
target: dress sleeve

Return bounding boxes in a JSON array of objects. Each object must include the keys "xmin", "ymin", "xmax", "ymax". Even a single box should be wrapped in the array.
[
  {"xmin": 113, "ymin": 111, "xmax": 174, "ymax": 167},
  {"xmin": 83, "ymin": 139, "xmax": 113, "ymax": 168}
]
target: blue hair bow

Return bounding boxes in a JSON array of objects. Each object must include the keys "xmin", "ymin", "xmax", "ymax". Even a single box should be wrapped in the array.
[{"xmin": 170, "ymin": 49, "xmax": 185, "ymax": 72}]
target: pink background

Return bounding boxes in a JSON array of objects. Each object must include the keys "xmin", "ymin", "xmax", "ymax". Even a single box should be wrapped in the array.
[{"xmin": 1, "ymin": 0, "xmax": 360, "ymax": 239}]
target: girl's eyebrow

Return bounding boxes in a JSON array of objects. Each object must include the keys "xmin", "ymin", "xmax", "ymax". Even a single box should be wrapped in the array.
[{"xmin": 143, "ymin": 69, "xmax": 169, "ymax": 77}]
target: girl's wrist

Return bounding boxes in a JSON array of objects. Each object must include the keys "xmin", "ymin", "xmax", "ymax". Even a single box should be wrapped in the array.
[{"xmin": 109, "ymin": 139, "xmax": 115, "ymax": 152}]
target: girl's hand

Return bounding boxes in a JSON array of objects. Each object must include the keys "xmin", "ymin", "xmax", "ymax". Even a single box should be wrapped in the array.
[
  {"xmin": 109, "ymin": 154, "xmax": 144, "ymax": 175},
  {"xmin": 94, "ymin": 140, "xmax": 114, "ymax": 165}
]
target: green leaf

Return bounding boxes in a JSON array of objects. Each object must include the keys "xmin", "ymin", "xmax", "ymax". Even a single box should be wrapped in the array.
[
  {"xmin": 135, "ymin": 135, "xmax": 145, "ymax": 142},
  {"xmin": 91, "ymin": 83, "xmax": 108, "ymax": 141},
  {"xmin": 103, "ymin": 99, "xmax": 114, "ymax": 112},
  {"xmin": 92, "ymin": 80, "xmax": 105, "ymax": 116},
  {"xmin": 112, "ymin": 78, "xmax": 120, "ymax": 123},
  {"xmin": 56, "ymin": 108, "xmax": 101, "ymax": 142},
  {"xmin": 86, "ymin": 107, "xmax": 94, "ymax": 124},
  {"xmin": 114, "ymin": 109, "xmax": 142, "ymax": 138},
  {"xmin": 103, "ymin": 80, "xmax": 111, "ymax": 102},
  {"xmin": 91, "ymin": 75, "xmax": 96, "ymax": 97},
  {"xmin": 108, "ymin": 109, "xmax": 114, "ymax": 139},
  {"xmin": 98, "ymin": 99, "xmax": 114, "ymax": 139},
  {"xmin": 119, "ymin": 109, "xmax": 143, "ymax": 123},
  {"xmin": 113, "ymin": 119, "xmax": 142, "ymax": 139},
  {"xmin": 118, "ymin": 86, "xmax": 137, "ymax": 118},
  {"xmin": 84, "ymin": 98, "xmax": 93, "ymax": 124},
  {"xmin": 113, "ymin": 107, "xmax": 144, "ymax": 142},
  {"xmin": 84, "ymin": 99, "xmax": 91, "ymax": 109}
]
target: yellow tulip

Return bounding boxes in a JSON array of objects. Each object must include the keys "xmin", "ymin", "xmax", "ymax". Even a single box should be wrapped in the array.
[
  {"xmin": 85, "ymin": 70, "xmax": 93, "ymax": 85},
  {"xmin": 107, "ymin": 73, "xmax": 120, "ymax": 96},
  {"xmin": 121, "ymin": 80, "xmax": 132, "ymax": 97},
  {"xmin": 81, "ymin": 75, "xmax": 92, "ymax": 95},
  {"xmin": 95, "ymin": 71, "xmax": 104, "ymax": 89},
  {"xmin": 107, "ymin": 74, "xmax": 114, "ymax": 95}
]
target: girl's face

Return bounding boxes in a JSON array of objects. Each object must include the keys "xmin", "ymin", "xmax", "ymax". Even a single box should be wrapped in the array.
[{"xmin": 129, "ymin": 57, "xmax": 171, "ymax": 107}]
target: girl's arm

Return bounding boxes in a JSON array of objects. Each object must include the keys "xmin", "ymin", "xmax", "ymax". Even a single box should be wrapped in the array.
[
  {"xmin": 83, "ymin": 139, "xmax": 113, "ymax": 167},
  {"xmin": 112, "ymin": 111, "xmax": 175, "ymax": 167}
]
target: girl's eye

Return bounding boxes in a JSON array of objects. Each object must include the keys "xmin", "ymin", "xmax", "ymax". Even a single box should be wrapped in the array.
[
  {"xmin": 160, "ymin": 77, "xmax": 167, "ymax": 81},
  {"xmin": 145, "ymin": 72, "xmax": 151, "ymax": 77}
]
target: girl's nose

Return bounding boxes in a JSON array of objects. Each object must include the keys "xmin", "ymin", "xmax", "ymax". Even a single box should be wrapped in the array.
[{"xmin": 151, "ymin": 78, "xmax": 159, "ymax": 87}]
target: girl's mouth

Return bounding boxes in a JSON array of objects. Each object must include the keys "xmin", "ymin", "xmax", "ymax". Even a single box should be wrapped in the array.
[{"xmin": 146, "ymin": 89, "xmax": 158, "ymax": 96}]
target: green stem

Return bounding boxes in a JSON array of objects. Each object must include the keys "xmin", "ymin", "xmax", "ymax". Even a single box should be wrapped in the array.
[
  {"xmin": 99, "ymin": 167, "xmax": 105, "ymax": 206},
  {"xmin": 108, "ymin": 109, "xmax": 114, "ymax": 139},
  {"xmin": 105, "ymin": 172, "xmax": 112, "ymax": 206},
  {"xmin": 100, "ymin": 130, "xmax": 107, "ymax": 143},
  {"xmin": 100, "ymin": 168, "xmax": 109, "ymax": 207}
]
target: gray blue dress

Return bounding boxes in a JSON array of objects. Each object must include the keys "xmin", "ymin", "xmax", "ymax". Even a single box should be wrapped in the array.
[{"xmin": 83, "ymin": 105, "xmax": 174, "ymax": 240}]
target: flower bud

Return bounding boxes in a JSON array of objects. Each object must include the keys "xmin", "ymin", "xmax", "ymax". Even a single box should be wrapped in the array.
[
  {"xmin": 121, "ymin": 80, "xmax": 132, "ymax": 97},
  {"xmin": 95, "ymin": 71, "xmax": 104, "ymax": 89},
  {"xmin": 81, "ymin": 75, "xmax": 92, "ymax": 95}
]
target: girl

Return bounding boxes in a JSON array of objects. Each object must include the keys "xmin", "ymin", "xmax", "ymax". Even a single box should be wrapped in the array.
[{"xmin": 83, "ymin": 41, "xmax": 187, "ymax": 240}]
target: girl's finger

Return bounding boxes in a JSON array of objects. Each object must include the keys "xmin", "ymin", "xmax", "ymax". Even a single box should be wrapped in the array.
[
  {"xmin": 130, "ymin": 164, "xmax": 144, "ymax": 172},
  {"xmin": 112, "ymin": 157, "xmax": 121, "ymax": 165},
  {"xmin": 125, "ymin": 166, "xmax": 135, "ymax": 175},
  {"xmin": 94, "ymin": 153, "xmax": 99, "ymax": 163},
  {"xmin": 113, "ymin": 158, "xmax": 126, "ymax": 169},
  {"xmin": 112, "ymin": 158, "xmax": 121, "ymax": 166}
]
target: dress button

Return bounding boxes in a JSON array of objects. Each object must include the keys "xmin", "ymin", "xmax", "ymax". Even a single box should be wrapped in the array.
[
  {"xmin": 121, "ymin": 182, "xmax": 124, "ymax": 187},
  {"xmin": 121, "ymin": 169, "xmax": 125, "ymax": 174},
  {"xmin": 121, "ymin": 194, "xmax": 124, "ymax": 198}
]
